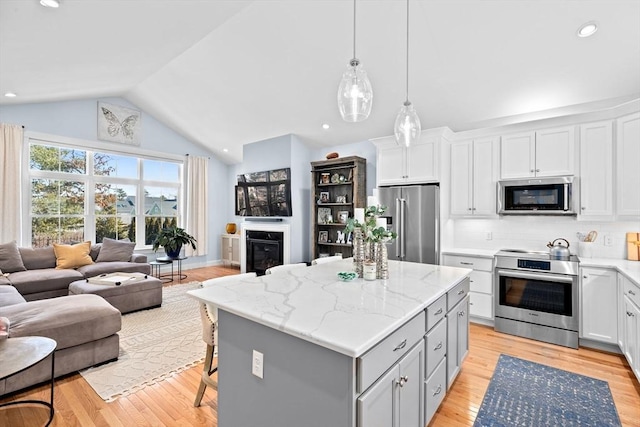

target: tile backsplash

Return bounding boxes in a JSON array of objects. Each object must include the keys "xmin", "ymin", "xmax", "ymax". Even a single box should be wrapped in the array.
[{"xmin": 444, "ymin": 217, "xmax": 639, "ymax": 259}]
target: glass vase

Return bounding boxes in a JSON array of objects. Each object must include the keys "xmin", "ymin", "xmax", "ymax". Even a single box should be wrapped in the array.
[
  {"xmin": 353, "ymin": 227, "xmax": 364, "ymax": 278},
  {"xmin": 375, "ymin": 242, "xmax": 389, "ymax": 279}
]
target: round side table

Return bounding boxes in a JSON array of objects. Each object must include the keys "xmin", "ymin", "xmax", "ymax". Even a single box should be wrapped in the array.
[{"xmin": 0, "ymin": 336, "xmax": 57, "ymax": 426}]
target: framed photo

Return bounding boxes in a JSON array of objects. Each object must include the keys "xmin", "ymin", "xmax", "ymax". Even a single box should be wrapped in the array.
[
  {"xmin": 318, "ymin": 207, "xmax": 332, "ymax": 224},
  {"xmin": 337, "ymin": 210, "xmax": 349, "ymax": 224},
  {"xmin": 320, "ymin": 173, "xmax": 330, "ymax": 184},
  {"xmin": 318, "ymin": 231, "xmax": 328, "ymax": 243},
  {"xmin": 319, "ymin": 191, "xmax": 330, "ymax": 203},
  {"xmin": 97, "ymin": 101, "xmax": 141, "ymax": 145},
  {"xmin": 336, "ymin": 195, "xmax": 347, "ymax": 204}
]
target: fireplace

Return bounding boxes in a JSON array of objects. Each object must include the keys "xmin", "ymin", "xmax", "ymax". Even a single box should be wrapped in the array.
[{"xmin": 246, "ymin": 230, "xmax": 284, "ymax": 275}]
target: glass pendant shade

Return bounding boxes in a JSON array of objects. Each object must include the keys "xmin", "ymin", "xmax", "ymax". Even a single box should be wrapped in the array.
[
  {"xmin": 394, "ymin": 101, "xmax": 421, "ymax": 147},
  {"xmin": 338, "ymin": 59, "xmax": 373, "ymax": 122}
]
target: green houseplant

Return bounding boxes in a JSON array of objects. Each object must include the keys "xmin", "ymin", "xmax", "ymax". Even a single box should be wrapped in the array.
[{"xmin": 152, "ymin": 226, "xmax": 197, "ymax": 259}]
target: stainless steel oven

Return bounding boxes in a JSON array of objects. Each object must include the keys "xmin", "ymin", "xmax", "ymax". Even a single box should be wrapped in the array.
[{"xmin": 494, "ymin": 249, "xmax": 579, "ymax": 348}]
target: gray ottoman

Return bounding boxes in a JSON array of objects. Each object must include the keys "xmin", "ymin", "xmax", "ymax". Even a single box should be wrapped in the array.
[{"xmin": 69, "ymin": 273, "xmax": 163, "ymax": 314}]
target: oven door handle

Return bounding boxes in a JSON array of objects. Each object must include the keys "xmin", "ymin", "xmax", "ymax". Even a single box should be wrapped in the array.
[{"xmin": 496, "ymin": 269, "xmax": 575, "ymax": 283}]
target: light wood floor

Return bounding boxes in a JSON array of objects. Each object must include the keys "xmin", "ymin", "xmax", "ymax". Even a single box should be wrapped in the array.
[{"xmin": 1, "ymin": 265, "xmax": 639, "ymax": 427}]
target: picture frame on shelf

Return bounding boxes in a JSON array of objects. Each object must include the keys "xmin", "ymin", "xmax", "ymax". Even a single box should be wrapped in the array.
[
  {"xmin": 318, "ymin": 207, "xmax": 332, "ymax": 224},
  {"xmin": 319, "ymin": 191, "xmax": 330, "ymax": 203},
  {"xmin": 337, "ymin": 210, "xmax": 349, "ymax": 224},
  {"xmin": 318, "ymin": 231, "xmax": 328, "ymax": 243},
  {"xmin": 336, "ymin": 195, "xmax": 347, "ymax": 204},
  {"xmin": 320, "ymin": 173, "xmax": 330, "ymax": 184}
]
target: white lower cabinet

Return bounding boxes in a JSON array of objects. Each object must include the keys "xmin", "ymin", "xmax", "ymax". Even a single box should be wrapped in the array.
[
  {"xmin": 221, "ymin": 234, "xmax": 240, "ymax": 266},
  {"xmin": 357, "ymin": 342, "xmax": 424, "ymax": 427},
  {"xmin": 620, "ymin": 275, "xmax": 640, "ymax": 381},
  {"xmin": 580, "ymin": 267, "xmax": 617, "ymax": 344},
  {"xmin": 442, "ymin": 254, "xmax": 493, "ymax": 320}
]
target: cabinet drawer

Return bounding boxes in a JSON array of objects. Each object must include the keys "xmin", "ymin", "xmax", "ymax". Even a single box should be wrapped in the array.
[
  {"xmin": 426, "ymin": 294, "xmax": 447, "ymax": 331},
  {"xmin": 623, "ymin": 277, "xmax": 640, "ymax": 307},
  {"xmin": 447, "ymin": 278, "xmax": 470, "ymax": 312},
  {"xmin": 358, "ymin": 311, "xmax": 425, "ymax": 393},
  {"xmin": 470, "ymin": 270, "xmax": 492, "ymax": 294},
  {"xmin": 424, "ymin": 357, "xmax": 447, "ymax": 425},
  {"xmin": 469, "ymin": 292, "xmax": 493, "ymax": 319},
  {"xmin": 425, "ymin": 318, "xmax": 447, "ymax": 377},
  {"xmin": 443, "ymin": 255, "xmax": 493, "ymax": 272}
]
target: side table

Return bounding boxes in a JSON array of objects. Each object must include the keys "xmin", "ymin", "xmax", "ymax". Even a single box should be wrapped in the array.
[
  {"xmin": 0, "ymin": 336, "xmax": 57, "ymax": 426},
  {"xmin": 150, "ymin": 259, "xmax": 173, "ymax": 283},
  {"xmin": 155, "ymin": 256, "xmax": 188, "ymax": 281}
]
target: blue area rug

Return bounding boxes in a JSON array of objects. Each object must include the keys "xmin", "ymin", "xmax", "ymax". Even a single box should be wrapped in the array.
[{"xmin": 474, "ymin": 354, "xmax": 622, "ymax": 427}]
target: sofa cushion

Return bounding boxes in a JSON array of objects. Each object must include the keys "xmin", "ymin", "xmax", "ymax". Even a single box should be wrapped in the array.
[
  {"xmin": 77, "ymin": 261, "xmax": 151, "ymax": 278},
  {"xmin": 18, "ymin": 246, "xmax": 56, "ymax": 270},
  {"xmin": 95, "ymin": 238, "xmax": 135, "ymax": 262},
  {"xmin": 0, "ymin": 285, "xmax": 26, "ymax": 307},
  {"xmin": 0, "ymin": 241, "xmax": 27, "ymax": 273},
  {"xmin": 0, "ymin": 294, "xmax": 121, "ymax": 350},
  {"xmin": 8, "ymin": 268, "xmax": 84, "ymax": 296},
  {"xmin": 53, "ymin": 241, "xmax": 94, "ymax": 269}
]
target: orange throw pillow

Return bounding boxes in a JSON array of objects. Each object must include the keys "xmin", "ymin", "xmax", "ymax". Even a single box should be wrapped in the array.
[{"xmin": 53, "ymin": 241, "xmax": 94, "ymax": 269}]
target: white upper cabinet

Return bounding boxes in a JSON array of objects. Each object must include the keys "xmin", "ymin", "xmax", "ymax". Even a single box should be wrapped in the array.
[
  {"xmin": 579, "ymin": 121, "xmax": 613, "ymax": 218},
  {"xmin": 450, "ymin": 137, "xmax": 498, "ymax": 216},
  {"xmin": 374, "ymin": 133, "xmax": 440, "ymax": 186},
  {"xmin": 616, "ymin": 112, "xmax": 640, "ymax": 218},
  {"xmin": 500, "ymin": 126, "xmax": 575, "ymax": 179}
]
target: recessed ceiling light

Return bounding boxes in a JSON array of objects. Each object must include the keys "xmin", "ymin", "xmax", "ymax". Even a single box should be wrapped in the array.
[
  {"xmin": 4, "ymin": 92, "xmax": 17, "ymax": 98},
  {"xmin": 322, "ymin": 123, "xmax": 330, "ymax": 130},
  {"xmin": 577, "ymin": 22, "xmax": 598, "ymax": 38},
  {"xmin": 40, "ymin": 0, "xmax": 60, "ymax": 8},
  {"xmin": 223, "ymin": 148, "xmax": 229, "ymax": 153}
]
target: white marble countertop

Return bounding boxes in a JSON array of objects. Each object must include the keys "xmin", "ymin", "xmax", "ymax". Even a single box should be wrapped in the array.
[
  {"xmin": 187, "ymin": 259, "xmax": 471, "ymax": 358},
  {"xmin": 578, "ymin": 257, "xmax": 640, "ymax": 285}
]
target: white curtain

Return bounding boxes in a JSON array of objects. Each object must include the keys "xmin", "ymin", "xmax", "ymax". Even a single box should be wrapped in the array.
[
  {"xmin": 185, "ymin": 155, "xmax": 208, "ymax": 257},
  {"xmin": 0, "ymin": 124, "xmax": 23, "ymax": 244}
]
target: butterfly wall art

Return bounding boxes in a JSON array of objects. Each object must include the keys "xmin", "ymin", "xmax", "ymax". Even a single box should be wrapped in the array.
[{"xmin": 97, "ymin": 102, "xmax": 141, "ymax": 145}]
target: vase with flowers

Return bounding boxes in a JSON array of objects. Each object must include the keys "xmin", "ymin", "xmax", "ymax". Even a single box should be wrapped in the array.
[{"xmin": 345, "ymin": 205, "xmax": 397, "ymax": 279}]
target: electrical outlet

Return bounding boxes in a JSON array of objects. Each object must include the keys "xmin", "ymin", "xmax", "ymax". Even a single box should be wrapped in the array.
[
  {"xmin": 252, "ymin": 350, "xmax": 264, "ymax": 379},
  {"xmin": 603, "ymin": 234, "xmax": 613, "ymax": 247},
  {"xmin": 486, "ymin": 232, "xmax": 493, "ymax": 241}
]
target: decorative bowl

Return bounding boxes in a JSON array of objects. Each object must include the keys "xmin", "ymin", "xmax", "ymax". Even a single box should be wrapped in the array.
[{"xmin": 337, "ymin": 271, "xmax": 357, "ymax": 282}]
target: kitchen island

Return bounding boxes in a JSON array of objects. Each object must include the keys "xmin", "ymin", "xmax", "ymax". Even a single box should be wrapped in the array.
[{"xmin": 188, "ymin": 259, "xmax": 471, "ymax": 427}]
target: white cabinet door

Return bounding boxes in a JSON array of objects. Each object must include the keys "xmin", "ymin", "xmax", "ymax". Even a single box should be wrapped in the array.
[
  {"xmin": 581, "ymin": 268, "xmax": 618, "ymax": 344},
  {"xmin": 446, "ymin": 295, "xmax": 469, "ymax": 388},
  {"xmin": 472, "ymin": 137, "xmax": 499, "ymax": 216},
  {"xmin": 377, "ymin": 143, "xmax": 406, "ymax": 186},
  {"xmin": 623, "ymin": 295, "xmax": 640, "ymax": 380},
  {"xmin": 616, "ymin": 112, "xmax": 640, "ymax": 218},
  {"xmin": 450, "ymin": 141, "xmax": 473, "ymax": 215},
  {"xmin": 406, "ymin": 136, "xmax": 439, "ymax": 184},
  {"xmin": 535, "ymin": 126, "xmax": 575, "ymax": 177},
  {"xmin": 579, "ymin": 121, "xmax": 613, "ymax": 218},
  {"xmin": 500, "ymin": 132, "xmax": 535, "ymax": 179}
]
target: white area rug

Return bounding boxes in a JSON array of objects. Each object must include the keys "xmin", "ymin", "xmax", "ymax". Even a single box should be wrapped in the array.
[{"xmin": 80, "ymin": 282, "xmax": 206, "ymax": 401}]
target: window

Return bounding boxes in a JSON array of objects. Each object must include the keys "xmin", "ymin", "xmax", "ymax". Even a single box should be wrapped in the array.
[{"xmin": 27, "ymin": 140, "xmax": 182, "ymax": 248}]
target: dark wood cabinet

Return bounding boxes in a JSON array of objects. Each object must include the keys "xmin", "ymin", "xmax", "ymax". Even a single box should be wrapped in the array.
[{"xmin": 311, "ymin": 156, "xmax": 366, "ymax": 260}]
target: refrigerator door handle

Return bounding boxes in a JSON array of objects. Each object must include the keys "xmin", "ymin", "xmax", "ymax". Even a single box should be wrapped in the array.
[
  {"xmin": 395, "ymin": 198, "xmax": 401, "ymax": 258},
  {"xmin": 400, "ymin": 198, "xmax": 406, "ymax": 259}
]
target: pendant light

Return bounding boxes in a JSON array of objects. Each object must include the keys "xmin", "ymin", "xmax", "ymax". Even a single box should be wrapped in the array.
[
  {"xmin": 394, "ymin": 0, "xmax": 421, "ymax": 147},
  {"xmin": 337, "ymin": 0, "xmax": 373, "ymax": 122}
]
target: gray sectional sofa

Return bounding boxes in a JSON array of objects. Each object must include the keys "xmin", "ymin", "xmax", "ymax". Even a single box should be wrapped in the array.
[{"xmin": 0, "ymin": 239, "xmax": 152, "ymax": 396}]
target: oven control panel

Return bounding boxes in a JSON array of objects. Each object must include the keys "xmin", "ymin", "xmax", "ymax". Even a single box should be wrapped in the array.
[{"xmin": 517, "ymin": 259, "xmax": 551, "ymax": 271}]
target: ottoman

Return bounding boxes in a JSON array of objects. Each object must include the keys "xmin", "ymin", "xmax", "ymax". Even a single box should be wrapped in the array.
[{"xmin": 69, "ymin": 273, "xmax": 163, "ymax": 314}]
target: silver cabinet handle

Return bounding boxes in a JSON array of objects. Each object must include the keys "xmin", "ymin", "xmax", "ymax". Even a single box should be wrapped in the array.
[
  {"xmin": 460, "ymin": 262, "xmax": 473, "ymax": 266},
  {"xmin": 458, "ymin": 311, "xmax": 466, "ymax": 317},
  {"xmin": 434, "ymin": 342, "xmax": 443, "ymax": 351},
  {"xmin": 434, "ymin": 308, "xmax": 443, "ymax": 315},
  {"xmin": 627, "ymin": 311, "xmax": 634, "ymax": 317},
  {"xmin": 393, "ymin": 339, "xmax": 407, "ymax": 351},
  {"xmin": 396, "ymin": 375, "xmax": 409, "ymax": 387},
  {"xmin": 432, "ymin": 385, "xmax": 442, "ymax": 396},
  {"xmin": 536, "ymin": 169, "xmax": 540, "ymax": 172},
  {"xmin": 457, "ymin": 289, "xmax": 465, "ymax": 295},
  {"xmin": 629, "ymin": 290, "xmax": 637, "ymax": 296}
]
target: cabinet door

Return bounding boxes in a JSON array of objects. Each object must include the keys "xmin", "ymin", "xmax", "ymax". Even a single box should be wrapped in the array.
[
  {"xmin": 230, "ymin": 236, "xmax": 240, "ymax": 264},
  {"xmin": 581, "ymin": 268, "xmax": 618, "ymax": 344},
  {"xmin": 446, "ymin": 295, "xmax": 469, "ymax": 389},
  {"xmin": 500, "ymin": 132, "xmax": 535, "ymax": 179},
  {"xmin": 535, "ymin": 126, "xmax": 575, "ymax": 177},
  {"xmin": 221, "ymin": 236, "xmax": 231, "ymax": 263},
  {"xmin": 357, "ymin": 364, "xmax": 398, "ymax": 427},
  {"xmin": 378, "ymin": 144, "xmax": 406, "ymax": 186},
  {"xmin": 623, "ymin": 296, "xmax": 639, "ymax": 380},
  {"xmin": 579, "ymin": 121, "xmax": 613, "ymax": 218},
  {"xmin": 406, "ymin": 136, "xmax": 438, "ymax": 184},
  {"xmin": 398, "ymin": 343, "xmax": 424, "ymax": 427},
  {"xmin": 472, "ymin": 137, "xmax": 499, "ymax": 216},
  {"xmin": 450, "ymin": 141, "xmax": 473, "ymax": 215},
  {"xmin": 616, "ymin": 113, "xmax": 640, "ymax": 218}
]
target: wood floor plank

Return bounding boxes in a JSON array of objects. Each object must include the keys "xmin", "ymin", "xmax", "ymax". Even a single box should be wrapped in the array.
[{"xmin": 1, "ymin": 265, "xmax": 638, "ymax": 426}]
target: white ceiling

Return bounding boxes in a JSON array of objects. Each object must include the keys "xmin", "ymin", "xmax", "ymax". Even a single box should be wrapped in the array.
[{"xmin": 1, "ymin": 0, "xmax": 639, "ymax": 164}]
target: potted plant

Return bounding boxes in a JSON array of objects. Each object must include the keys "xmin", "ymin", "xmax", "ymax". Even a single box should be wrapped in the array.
[{"xmin": 152, "ymin": 226, "xmax": 197, "ymax": 259}]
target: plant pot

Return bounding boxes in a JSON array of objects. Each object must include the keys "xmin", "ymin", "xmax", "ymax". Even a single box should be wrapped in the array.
[{"xmin": 165, "ymin": 245, "xmax": 182, "ymax": 259}]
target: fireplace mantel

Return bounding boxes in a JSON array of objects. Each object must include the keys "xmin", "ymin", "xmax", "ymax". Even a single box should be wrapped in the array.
[{"xmin": 240, "ymin": 222, "xmax": 290, "ymax": 273}]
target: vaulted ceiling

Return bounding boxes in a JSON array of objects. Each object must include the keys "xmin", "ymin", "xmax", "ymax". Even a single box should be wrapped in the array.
[{"xmin": 1, "ymin": 0, "xmax": 639, "ymax": 164}]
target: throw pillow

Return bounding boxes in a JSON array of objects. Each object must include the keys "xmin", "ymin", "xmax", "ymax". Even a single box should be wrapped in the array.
[
  {"xmin": 0, "ymin": 241, "xmax": 27, "ymax": 273},
  {"xmin": 95, "ymin": 237, "xmax": 135, "ymax": 262},
  {"xmin": 53, "ymin": 241, "xmax": 94, "ymax": 269}
]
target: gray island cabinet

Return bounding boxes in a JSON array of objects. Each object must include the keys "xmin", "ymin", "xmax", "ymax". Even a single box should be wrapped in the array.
[{"xmin": 188, "ymin": 259, "xmax": 471, "ymax": 427}]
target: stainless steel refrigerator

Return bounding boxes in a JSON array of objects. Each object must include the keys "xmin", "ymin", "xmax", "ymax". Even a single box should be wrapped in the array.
[{"xmin": 377, "ymin": 184, "xmax": 440, "ymax": 264}]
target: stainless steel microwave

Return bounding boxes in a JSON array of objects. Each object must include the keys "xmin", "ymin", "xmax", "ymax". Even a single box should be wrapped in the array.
[{"xmin": 497, "ymin": 176, "xmax": 576, "ymax": 215}]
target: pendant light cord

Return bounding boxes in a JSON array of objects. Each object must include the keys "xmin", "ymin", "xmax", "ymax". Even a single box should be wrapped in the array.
[
  {"xmin": 405, "ymin": 0, "xmax": 410, "ymax": 104},
  {"xmin": 353, "ymin": 0, "xmax": 357, "ymax": 59}
]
